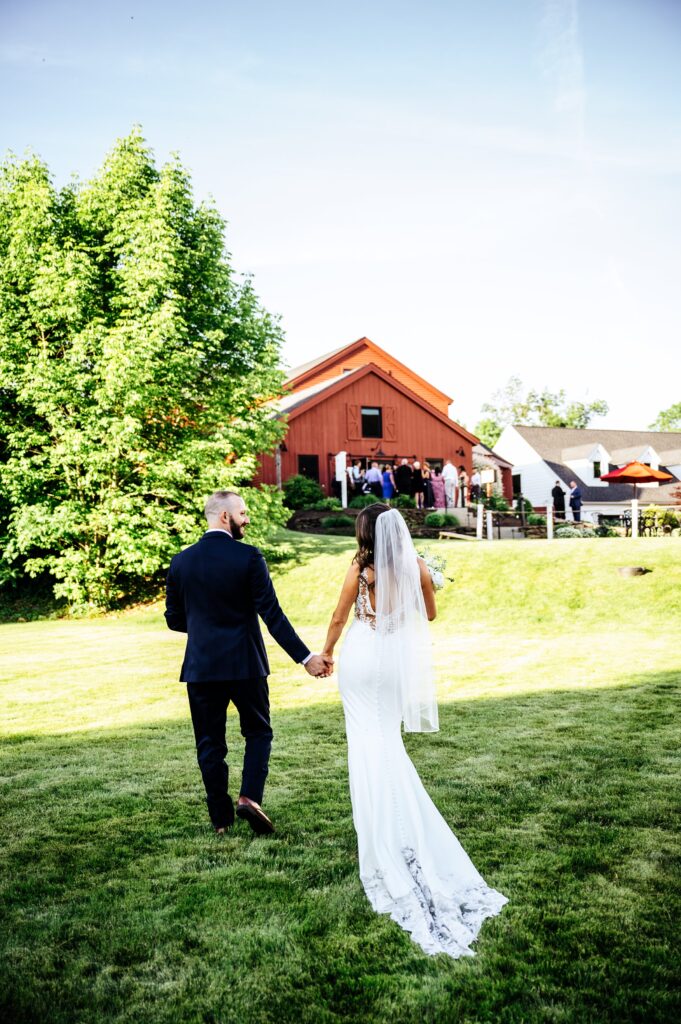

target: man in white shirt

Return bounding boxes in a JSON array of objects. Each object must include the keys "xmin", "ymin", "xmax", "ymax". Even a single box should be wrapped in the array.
[{"xmin": 442, "ymin": 459, "xmax": 458, "ymax": 510}]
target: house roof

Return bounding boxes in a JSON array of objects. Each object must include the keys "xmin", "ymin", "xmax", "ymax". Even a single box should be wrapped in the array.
[
  {"xmin": 473, "ymin": 442, "xmax": 513, "ymax": 469},
  {"xmin": 285, "ymin": 343, "xmax": 350, "ymax": 382},
  {"xmin": 609, "ymin": 444, "xmax": 660, "ymax": 463},
  {"xmin": 562, "ymin": 441, "xmax": 604, "ymax": 460},
  {"xmin": 274, "ymin": 372, "xmax": 349, "ymax": 415},
  {"xmin": 284, "ymin": 336, "xmax": 454, "ymax": 407},
  {"xmin": 273, "ymin": 362, "xmax": 479, "ymax": 444},
  {"xmin": 513, "ymin": 425, "xmax": 681, "ymax": 503}
]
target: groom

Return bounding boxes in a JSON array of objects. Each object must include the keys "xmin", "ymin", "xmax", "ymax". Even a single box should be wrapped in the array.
[{"xmin": 165, "ymin": 490, "xmax": 332, "ymax": 836}]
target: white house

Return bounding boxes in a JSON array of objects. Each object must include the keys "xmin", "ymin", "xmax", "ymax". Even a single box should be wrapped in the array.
[{"xmin": 495, "ymin": 426, "xmax": 681, "ymax": 521}]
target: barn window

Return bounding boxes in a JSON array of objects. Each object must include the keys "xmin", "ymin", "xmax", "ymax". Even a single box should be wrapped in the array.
[
  {"xmin": 298, "ymin": 455, "xmax": 319, "ymax": 481},
  {"xmin": 361, "ymin": 406, "xmax": 382, "ymax": 438}
]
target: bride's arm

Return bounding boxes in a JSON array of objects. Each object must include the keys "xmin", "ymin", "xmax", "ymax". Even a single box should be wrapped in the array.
[
  {"xmin": 321, "ymin": 562, "xmax": 360, "ymax": 663},
  {"xmin": 417, "ymin": 557, "xmax": 437, "ymax": 621}
]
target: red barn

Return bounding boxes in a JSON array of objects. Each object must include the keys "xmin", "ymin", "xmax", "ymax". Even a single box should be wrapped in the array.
[{"xmin": 256, "ymin": 337, "xmax": 512, "ymax": 501}]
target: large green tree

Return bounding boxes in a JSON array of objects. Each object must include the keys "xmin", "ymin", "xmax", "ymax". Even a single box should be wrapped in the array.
[
  {"xmin": 649, "ymin": 402, "xmax": 681, "ymax": 431},
  {"xmin": 0, "ymin": 129, "xmax": 286, "ymax": 609},
  {"xmin": 475, "ymin": 377, "xmax": 609, "ymax": 448}
]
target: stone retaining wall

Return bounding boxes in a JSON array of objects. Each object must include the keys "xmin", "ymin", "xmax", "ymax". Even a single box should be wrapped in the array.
[{"xmin": 286, "ymin": 507, "xmax": 473, "ymax": 539}]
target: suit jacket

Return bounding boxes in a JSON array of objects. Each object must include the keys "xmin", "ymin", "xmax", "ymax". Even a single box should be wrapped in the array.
[
  {"xmin": 569, "ymin": 487, "xmax": 583, "ymax": 509},
  {"xmin": 552, "ymin": 486, "xmax": 566, "ymax": 511},
  {"xmin": 394, "ymin": 464, "xmax": 413, "ymax": 495},
  {"xmin": 165, "ymin": 532, "xmax": 310, "ymax": 681}
]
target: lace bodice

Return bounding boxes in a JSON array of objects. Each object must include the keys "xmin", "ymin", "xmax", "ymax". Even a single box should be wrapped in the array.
[{"xmin": 355, "ymin": 571, "xmax": 376, "ymax": 630}]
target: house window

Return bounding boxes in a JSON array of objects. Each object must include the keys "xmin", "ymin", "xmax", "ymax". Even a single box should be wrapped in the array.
[
  {"xmin": 298, "ymin": 455, "xmax": 319, "ymax": 481},
  {"xmin": 361, "ymin": 406, "xmax": 382, "ymax": 438},
  {"xmin": 593, "ymin": 461, "xmax": 601, "ymax": 478}
]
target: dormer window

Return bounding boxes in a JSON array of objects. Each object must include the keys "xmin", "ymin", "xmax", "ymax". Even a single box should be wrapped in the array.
[{"xmin": 593, "ymin": 461, "xmax": 601, "ymax": 478}]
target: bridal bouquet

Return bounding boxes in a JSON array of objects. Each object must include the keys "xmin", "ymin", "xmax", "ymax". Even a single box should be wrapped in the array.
[{"xmin": 415, "ymin": 548, "xmax": 452, "ymax": 591}]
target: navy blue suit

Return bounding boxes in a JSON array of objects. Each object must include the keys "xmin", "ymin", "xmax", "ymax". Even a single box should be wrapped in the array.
[
  {"xmin": 165, "ymin": 531, "xmax": 310, "ymax": 826},
  {"xmin": 569, "ymin": 486, "xmax": 583, "ymax": 522}
]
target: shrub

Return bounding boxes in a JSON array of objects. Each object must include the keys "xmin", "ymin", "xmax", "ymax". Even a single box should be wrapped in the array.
[
  {"xmin": 424, "ymin": 512, "xmax": 459, "ymax": 528},
  {"xmin": 482, "ymin": 493, "xmax": 510, "ymax": 512},
  {"xmin": 555, "ymin": 525, "xmax": 596, "ymax": 539},
  {"xmin": 595, "ymin": 525, "xmax": 618, "ymax": 537},
  {"xmin": 641, "ymin": 505, "xmax": 680, "ymax": 530},
  {"xmin": 310, "ymin": 497, "xmax": 342, "ymax": 511},
  {"xmin": 283, "ymin": 474, "xmax": 325, "ymax": 510},
  {"xmin": 515, "ymin": 496, "xmax": 533, "ymax": 514},
  {"xmin": 349, "ymin": 494, "xmax": 382, "ymax": 508},
  {"xmin": 528, "ymin": 514, "xmax": 546, "ymax": 526},
  {"xmin": 424, "ymin": 512, "xmax": 445, "ymax": 527},
  {"xmin": 321, "ymin": 515, "xmax": 356, "ymax": 530},
  {"xmin": 390, "ymin": 494, "xmax": 416, "ymax": 509}
]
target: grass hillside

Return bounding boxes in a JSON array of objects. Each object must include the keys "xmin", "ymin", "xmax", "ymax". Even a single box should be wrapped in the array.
[{"xmin": 1, "ymin": 535, "xmax": 679, "ymax": 1023}]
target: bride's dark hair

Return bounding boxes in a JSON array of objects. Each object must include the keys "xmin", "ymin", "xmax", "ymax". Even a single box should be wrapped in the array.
[{"xmin": 354, "ymin": 502, "xmax": 391, "ymax": 573}]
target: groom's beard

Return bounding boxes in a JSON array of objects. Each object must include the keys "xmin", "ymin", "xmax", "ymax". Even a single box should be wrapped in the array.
[{"xmin": 229, "ymin": 516, "xmax": 245, "ymax": 540}]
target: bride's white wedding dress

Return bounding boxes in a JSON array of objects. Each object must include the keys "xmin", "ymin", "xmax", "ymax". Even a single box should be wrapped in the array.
[{"xmin": 338, "ymin": 568, "xmax": 508, "ymax": 958}]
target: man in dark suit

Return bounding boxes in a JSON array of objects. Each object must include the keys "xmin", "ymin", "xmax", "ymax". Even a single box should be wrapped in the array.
[
  {"xmin": 551, "ymin": 480, "xmax": 566, "ymax": 521},
  {"xmin": 394, "ymin": 458, "xmax": 413, "ymax": 498},
  {"xmin": 568, "ymin": 480, "xmax": 583, "ymax": 522},
  {"xmin": 165, "ymin": 490, "xmax": 331, "ymax": 836}
]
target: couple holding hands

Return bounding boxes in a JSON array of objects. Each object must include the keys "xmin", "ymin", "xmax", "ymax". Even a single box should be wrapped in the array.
[{"xmin": 165, "ymin": 490, "xmax": 506, "ymax": 958}]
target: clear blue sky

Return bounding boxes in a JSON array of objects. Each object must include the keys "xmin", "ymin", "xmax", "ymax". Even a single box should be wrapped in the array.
[{"xmin": 2, "ymin": 0, "xmax": 680, "ymax": 430}]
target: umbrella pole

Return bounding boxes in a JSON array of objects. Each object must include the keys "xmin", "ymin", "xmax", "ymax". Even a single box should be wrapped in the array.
[{"xmin": 631, "ymin": 483, "xmax": 639, "ymax": 539}]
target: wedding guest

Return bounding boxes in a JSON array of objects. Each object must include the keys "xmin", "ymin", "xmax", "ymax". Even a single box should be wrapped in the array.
[
  {"xmin": 423, "ymin": 462, "xmax": 434, "ymax": 508},
  {"xmin": 412, "ymin": 460, "xmax": 425, "ymax": 509},
  {"xmin": 442, "ymin": 459, "xmax": 458, "ymax": 509},
  {"xmin": 348, "ymin": 461, "xmax": 363, "ymax": 496},
  {"xmin": 430, "ymin": 467, "xmax": 446, "ymax": 509},
  {"xmin": 569, "ymin": 480, "xmax": 583, "ymax": 522},
  {"xmin": 394, "ymin": 458, "xmax": 413, "ymax": 498},
  {"xmin": 382, "ymin": 464, "xmax": 396, "ymax": 500},
  {"xmin": 458, "ymin": 466, "xmax": 469, "ymax": 507},
  {"xmin": 470, "ymin": 468, "xmax": 481, "ymax": 503},
  {"xmin": 365, "ymin": 461, "xmax": 383, "ymax": 498},
  {"xmin": 552, "ymin": 480, "xmax": 566, "ymax": 521}
]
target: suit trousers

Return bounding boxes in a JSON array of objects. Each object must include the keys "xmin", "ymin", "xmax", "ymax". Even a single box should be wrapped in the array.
[{"xmin": 187, "ymin": 678, "xmax": 273, "ymax": 828}]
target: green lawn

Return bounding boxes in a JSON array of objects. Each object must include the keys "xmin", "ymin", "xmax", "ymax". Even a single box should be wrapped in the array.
[{"xmin": 1, "ymin": 535, "xmax": 680, "ymax": 1023}]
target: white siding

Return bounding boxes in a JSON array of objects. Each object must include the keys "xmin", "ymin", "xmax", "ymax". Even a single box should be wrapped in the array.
[{"xmin": 495, "ymin": 426, "xmax": 560, "ymax": 507}]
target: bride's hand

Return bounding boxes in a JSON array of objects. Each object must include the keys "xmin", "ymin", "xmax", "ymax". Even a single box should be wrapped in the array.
[{"xmin": 320, "ymin": 652, "xmax": 334, "ymax": 676}]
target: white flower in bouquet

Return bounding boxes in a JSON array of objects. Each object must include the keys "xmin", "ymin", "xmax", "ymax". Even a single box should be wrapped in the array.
[{"xmin": 415, "ymin": 548, "xmax": 452, "ymax": 591}]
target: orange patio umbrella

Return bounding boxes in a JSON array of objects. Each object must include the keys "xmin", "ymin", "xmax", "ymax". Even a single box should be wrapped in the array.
[
  {"xmin": 600, "ymin": 461, "xmax": 673, "ymax": 538},
  {"xmin": 600, "ymin": 460, "xmax": 673, "ymax": 499}
]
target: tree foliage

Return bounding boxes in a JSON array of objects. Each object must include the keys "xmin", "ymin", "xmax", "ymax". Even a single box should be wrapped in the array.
[
  {"xmin": 0, "ymin": 129, "xmax": 287, "ymax": 609},
  {"xmin": 475, "ymin": 377, "xmax": 609, "ymax": 448},
  {"xmin": 649, "ymin": 402, "xmax": 681, "ymax": 431}
]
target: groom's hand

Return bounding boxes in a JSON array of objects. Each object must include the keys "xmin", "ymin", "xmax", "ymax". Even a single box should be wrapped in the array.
[{"xmin": 305, "ymin": 654, "xmax": 332, "ymax": 677}]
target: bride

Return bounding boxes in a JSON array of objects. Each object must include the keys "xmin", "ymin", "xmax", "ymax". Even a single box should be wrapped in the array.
[{"xmin": 321, "ymin": 503, "xmax": 508, "ymax": 958}]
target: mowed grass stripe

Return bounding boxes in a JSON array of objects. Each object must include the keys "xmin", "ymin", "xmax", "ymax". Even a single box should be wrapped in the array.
[{"xmin": 1, "ymin": 534, "xmax": 679, "ymax": 1023}]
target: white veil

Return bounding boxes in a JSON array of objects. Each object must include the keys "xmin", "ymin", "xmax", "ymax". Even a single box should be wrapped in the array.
[{"xmin": 374, "ymin": 508, "xmax": 439, "ymax": 733}]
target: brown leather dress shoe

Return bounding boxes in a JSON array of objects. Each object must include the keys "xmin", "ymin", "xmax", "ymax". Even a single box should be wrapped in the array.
[{"xmin": 236, "ymin": 797, "xmax": 275, "ymax": 835}]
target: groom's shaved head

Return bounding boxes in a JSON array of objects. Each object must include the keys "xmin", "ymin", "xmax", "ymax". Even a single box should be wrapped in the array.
[
  {"xmin": 204, "ymin": 490, "xmax": 250, "ymax": 539},
  {"xmin": 204, "ymin": 490, "xmax": 241, "ymax": 522}
]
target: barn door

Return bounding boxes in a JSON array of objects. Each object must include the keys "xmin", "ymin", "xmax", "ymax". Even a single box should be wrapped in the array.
[
  {"xmin": 384, "ymin": 405, "xmax": 396, "ymax": 441},
  {"xmin": 346, "ymin": 403, "xmax": 361, "ymax": 439}
]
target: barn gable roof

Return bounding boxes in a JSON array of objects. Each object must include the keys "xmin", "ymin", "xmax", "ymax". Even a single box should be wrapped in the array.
[
  {"xmin": 285, "ymin": 336, "xmax": 454, "ymax": 408},
  {"xmin": 275, "ymin": 362, "xmax": 478, "ymax": 444}
]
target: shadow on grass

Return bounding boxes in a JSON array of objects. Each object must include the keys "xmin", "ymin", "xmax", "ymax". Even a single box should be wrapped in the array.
[{"xmin": 1, "ymin": 671, "xmax": 679, "ymax": 1024}]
